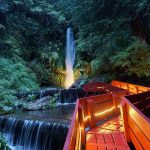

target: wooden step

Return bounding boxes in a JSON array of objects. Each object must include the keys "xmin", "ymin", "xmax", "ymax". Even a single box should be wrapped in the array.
[
  {"xmin": 86, "ymin": 132, "xmax": 129, "ymax": 150},
  {"xmin": 86, "ymin": 116, "xmax": 130, "ymax": 150}
]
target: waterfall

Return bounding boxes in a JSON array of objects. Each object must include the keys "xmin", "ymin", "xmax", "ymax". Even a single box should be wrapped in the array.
[
  {"xmin": 57, "ymin": 88, "xmax": 85, "ymax": 104},
  {"xmin": 65, "ymin": 28, "xmax": 76, "ymax": 89},
  {"xmin": 0, "ymin": 117, "xmax": 69, "ymax": 150}
]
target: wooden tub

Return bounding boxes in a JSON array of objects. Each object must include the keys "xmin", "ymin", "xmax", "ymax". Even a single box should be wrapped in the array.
[{"xmin": 121, "ymin": 91, "xmax": 150, "ymax": 150}]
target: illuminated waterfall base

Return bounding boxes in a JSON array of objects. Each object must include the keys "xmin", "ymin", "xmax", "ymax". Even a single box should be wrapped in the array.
[
  {"xmin": 65, "ymin": 28, "xmax": 75, "ymax": 88},
  {"xmin": 65, "ymin": 65, "xmax": 74, "ymax": 89}
]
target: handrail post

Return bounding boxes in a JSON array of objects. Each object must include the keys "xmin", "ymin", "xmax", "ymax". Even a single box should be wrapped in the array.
[
  {"xmin": 78, "ymin": 105, "xmax": 86, "ymax": 147},
  {"xmin": 87, "ymin": 99, "xmax": 96, "ymax": 128},
  {"xmin": 127, "ymin": 84, "xmax": 129, "ymax": 91},
  {"xmin": 126, "ymin": 84, "xmax": 130, "ymax": 95},
  {"xmin": 120, "ymin": 100, "xmax": 130, "ymax": 142},
  {"xmin": 119, "ymin": 82, "xmax": 122, "ymax": 88},
  {"xmin": 135, "ymin": 86, "xmax": 139, "ymax": 94},
  {"xmin": 112, "ymin": 94, "xmax": 118, "ymax": 115}
]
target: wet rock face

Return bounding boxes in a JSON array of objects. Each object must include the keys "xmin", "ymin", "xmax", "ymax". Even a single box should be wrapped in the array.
[
  {"xmin": 23, "ymin": 96, "xmax": 51, "ymax": 111},
  {"xmin": 22, "ymin": 88, "xmax": 85, "ymax": 110}
]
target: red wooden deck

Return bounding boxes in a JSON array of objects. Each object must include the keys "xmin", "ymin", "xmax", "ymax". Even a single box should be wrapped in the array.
[
  {"xmin": 86, "ymin": 116, "xmax": 129, "ymax": 150},
  {"xmin": 63, "ymin": 81, "xmax": 150, "ymax": 150}
]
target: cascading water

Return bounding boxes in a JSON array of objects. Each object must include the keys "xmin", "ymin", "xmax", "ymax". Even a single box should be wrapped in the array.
[
  {"xmin": 0, "ymin": 117, "xmax": 69, "ymax": 150},
  {"xmin": 65, "ymin": 28, "xmax": 76, "ymax": 89},
  {"xmin": 0, "ymin": 28, "xmax": 85, "ymax": 150}
]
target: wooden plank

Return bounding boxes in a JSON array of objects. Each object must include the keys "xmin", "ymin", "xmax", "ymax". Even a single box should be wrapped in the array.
[
  {"xmin": 64, "ymin": 81, "xmax": 150, "ymax": 150},
  {"xmin": 112, "ymin": 132, "xmax": 129, "ymax": 148},
  {"xmin": 111, "ymin": 80, "xmax": 150, "ymax": 94},
  {"xmin": 96, "ymin": 134, "xmax": 105, "ymax": 145},
  {"xmin": 106, "ymin": 147, "xmax": 116, "ymax": 150},
  {"xmin": 120, "ymin": 100, "xmax": 130, "ymax": 142},
  {"xmin": 126, "ymin": 100, "xmax": 150, "ymax": 140},
  {"xmin": 98, "ymin": 146, "xmax": 106, "ymax": 150},
  {"xmin": 87, "ymin": 99, "xmax": 96, "ymax": 128},
  {"xmin": 84, "ymin": 81, "xmax": 126, "ymax": 94},
  {"xmin": 95, "ymin": 104, "xmax": 114, "ymax": 122},
  {"xmin": 135, "ymin": 99, "xmax": 150, "ymax": 110},
  {"xmin": 128, "ymin": 128, "xmax": 143, "ymax": 150},
  {"xmin": 86, "ymin": 133, "xmax": 97, "ymax": 144},
  {"xmin": 78, "ymin": 105, "xmax": 86, "ymax": 145},
  {"xmin": 69, "ymin": 118, "xmax": 78, "ymax": 150},
  {"xmin": 112, "ymin": 94, "xmax": 119, "ymax": 115},
  {"xmin": 63, "ymin": 100, "xmax": 79, "ymax": 150},
  {"xmin": 75, "ymin": 126, "xmax": 80, "ymax": 150},
  {"xmin": 95, "ymin": 101, "xmax": 113, "ymax": 113},
  {"xmin": 86, "ymin": 143, "xmax": 98, "ymax": 150},
  {"xmin": 128, "ymin": 116, "xmax": 150, "ymax": 149},
  {"xmin": 133, "ymin": 97, "xmax": 150, "ymax": 105},
  {"xmin": 104, "ymin": 134, "xmax": 114, "ymax": 146},
  {"xmin": 87, "ymin": 94, "xmax": 112, "ymax": 103},
  {"xmin": 125, "ymin": 91, "xmax": 150, "ymax": 103},
  {"xmin": 141, "ymin": 106, "xmax": 150, "ymax": 117}
]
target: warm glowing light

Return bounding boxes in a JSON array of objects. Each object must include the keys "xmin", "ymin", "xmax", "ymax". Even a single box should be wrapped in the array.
[
  {"xmin": 97, "ymin": 86, "xmax": 103, "ymax": 89},
  {"xmin": 80, "ymin": 127, "xmax": 83, "ymax": 130},
  {"xmin": 75, "ymin": 125, "xmax": 82, "ymax": 150},
  {"xmin": 65, "ymin": 65, "xmax": 74, "ymax": 88},
  {"xmin": 79, "ymin": 126, "xmax": 82, "ymax": 150},
  {"xmin": 95, "ymin": 105, "xmax": 120, "ymax": 117},
  {"xmin": 83, "ymin": 105, "xmax": 120, "ymax": 119},
  {"xmin": 84, "ymin": 116, "xmax": 90, "ymax": 121}
]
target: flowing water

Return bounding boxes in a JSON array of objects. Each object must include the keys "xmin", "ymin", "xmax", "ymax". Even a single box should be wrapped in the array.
[
  {"xmin": 0, "ymin": 88, "xmax": 86, "ymax": 150},
  {"xmin": 0, "ymin": 28, "xmax": 80, "ymax": 150},
  {"xmin": 65, "ymin": 28, "xmax": 76, "ymax": 88},
  {"xmin": 58, "ymin": 88, "xmax": 85, "ymax": 104},
  {"xmin": 0, "ymin": 87, "xmax": 86, "ymax": 150},
  {"xmin": 0, "ymin": 104, "xmax": 75, "ymax": 150}
]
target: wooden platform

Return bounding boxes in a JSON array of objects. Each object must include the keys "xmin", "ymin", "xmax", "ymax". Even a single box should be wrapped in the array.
[
  {"xmin": 86, "ymin": 116, "xmax": 130, "ymax": 150},
  {"xmin": 63, "ymin": 81, "xmax": 150, "ymax": 150}
]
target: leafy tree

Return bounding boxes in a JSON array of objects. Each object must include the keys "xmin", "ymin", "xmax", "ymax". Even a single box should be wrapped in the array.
[
  {"xmin": 111, "ymin": 40, "xmax": 150, "ymax": 77},
  {"xmin": 0, "ymin": 58, "xmax": 38, "ymax": 114}
]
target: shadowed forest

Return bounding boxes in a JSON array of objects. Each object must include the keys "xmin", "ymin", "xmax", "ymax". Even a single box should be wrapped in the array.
[{"xmin": 0, "ymin": 0, "xmax": 150, "ymax": 149}]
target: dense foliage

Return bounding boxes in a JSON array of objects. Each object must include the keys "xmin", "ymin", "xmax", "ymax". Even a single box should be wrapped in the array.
[
  {"xmin": 61, "ymin": 0, "xmax": 150, "ymax": 84},
  {"xmin": 0, "ymin": 58, "xmax": 38, "ymax": 114},
  {"xmin": 0, "ymin": 0, "xmax": 150, "ymax": 114},
  {"xmin": 0, "ymin": 133, "xmax": 11, "ymax": 150}
]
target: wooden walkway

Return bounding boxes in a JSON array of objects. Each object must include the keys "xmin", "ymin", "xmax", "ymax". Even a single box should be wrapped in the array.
[
  {"xmin": 63, "ymin": 81, "xmax": 150, "ymax": 150},
  {"xmin": 86, "ymin": 116, "xmax": 129, "ymax": 150}
]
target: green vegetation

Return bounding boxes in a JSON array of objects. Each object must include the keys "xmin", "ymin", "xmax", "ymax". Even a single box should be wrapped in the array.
[
  {"xmin": 46, "ymin": 93, "xmax": 58, "ymax": 109},
  {"xmin": 0, "ymin": 133, "xmax": 11, "ymax": 150},
  {"xmin": 0, "ymin": 58, "xmax": 38, "ymax": 114},
  {"xmin": 2, "ymin": 0, "xmax": 150, "ymax": 148},
  {"xmin": 0, "ymin": 0, "xmax": 150, "ymax": 114},
  {"xmin": 111, "ymin": 40, "xmax": 150, "ymax": 78}
]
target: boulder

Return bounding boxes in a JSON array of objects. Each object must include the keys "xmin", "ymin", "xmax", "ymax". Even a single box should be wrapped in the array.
[{"xmin": 23, "ymin": 96, "xmax": 51, "ymax": 111}]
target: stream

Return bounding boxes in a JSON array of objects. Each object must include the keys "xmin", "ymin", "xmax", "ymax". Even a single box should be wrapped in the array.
[{"xmin": 0, "ymin": 104, "xmax": 75, "ymax": 150}]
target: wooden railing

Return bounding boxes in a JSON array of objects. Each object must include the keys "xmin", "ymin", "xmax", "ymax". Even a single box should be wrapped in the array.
[
  {"xmin": 63, "ymin": 82, "xmax": 127, "ymax": 150},
  {"xmin": 64, "ymin": 80, "xmax": 150, "ymax": 150},
  {"xmin": 121, "ymin": 92, "xmax": 150, "ymax": 150},
  {"xmin": 111, "ymin": 80, "xmax": 150, "ymax": 94},
  {"xmin": 83, "ymin": 81, "xmax": 127, "ymax": 93}
]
